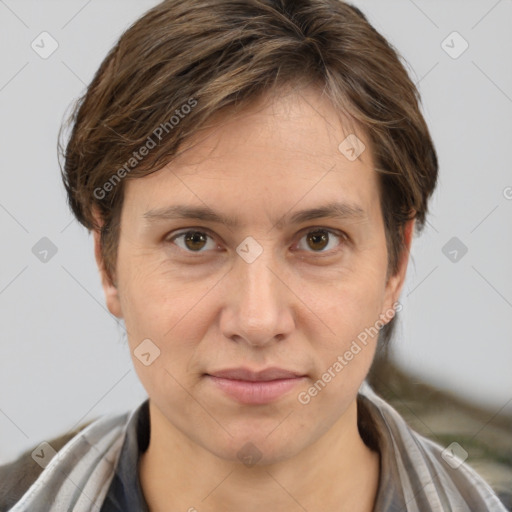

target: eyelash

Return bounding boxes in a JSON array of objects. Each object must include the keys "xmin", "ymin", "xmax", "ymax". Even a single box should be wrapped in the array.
[{"xmin": 165, "ymin": 227, "xmax": 348, "ymax": 256}]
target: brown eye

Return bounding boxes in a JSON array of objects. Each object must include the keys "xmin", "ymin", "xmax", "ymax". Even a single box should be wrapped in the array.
[
  {"xmin": 170, "ymin": 230, "xmax": 217, "ymax": 252},
  {"xmin": 184, "ymin": 231, "xmax": 208, "ymax": 251},
  {"xmin": 296, "ymin": 228, "xmax": 344, "ymax": 253},
  {"xmin": 306, "ymin": 230, "xmax": 329, "ymax": 251}
]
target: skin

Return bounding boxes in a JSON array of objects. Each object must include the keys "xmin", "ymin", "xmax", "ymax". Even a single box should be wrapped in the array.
[{"xmin": 93, "ymin": 84, "xmax": 414, "ymax": 512}]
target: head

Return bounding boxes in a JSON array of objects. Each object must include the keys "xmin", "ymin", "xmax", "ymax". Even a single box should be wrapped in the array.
[{"xmin": 60, "ymin": 0, "xmax": 437, "ymax": 464}]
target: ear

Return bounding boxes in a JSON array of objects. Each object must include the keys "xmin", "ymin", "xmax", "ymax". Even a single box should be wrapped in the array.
[
  {"xmin": 92, "ymin": 208, "xmax": 123, "ymax": 319},
  {"xmin": 381, "ymin": 218, "xmax": 415, "ymax": 315}
]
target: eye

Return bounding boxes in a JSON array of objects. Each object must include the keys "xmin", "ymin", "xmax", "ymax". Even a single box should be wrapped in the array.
[
  {"xmin": 168, "ymin": 230, "xmax": 218, "ymax": 252},
  {"xmin": 166, "ymin": 228, "xmax": 345, "ymax": 255},
  {"xmin": 295, "ymin": 228, "xmax": 346, "ymax": 253}
]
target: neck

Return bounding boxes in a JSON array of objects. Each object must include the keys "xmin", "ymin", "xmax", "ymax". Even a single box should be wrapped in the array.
[{"xmin": 139, "ymin": 398, "xmax": 379, "ymax": 512}]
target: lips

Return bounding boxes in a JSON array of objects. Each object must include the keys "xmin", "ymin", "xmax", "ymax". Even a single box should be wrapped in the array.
[
  {"xmin": 205, "ymin": 367, "xmax": 307, "ymax": 405},
  {"xmin": 207, "ymin": 367, "xmax": 305, "ymax": 381}
]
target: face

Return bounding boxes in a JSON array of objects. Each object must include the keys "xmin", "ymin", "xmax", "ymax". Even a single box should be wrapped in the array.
[{"xmin": 96, "ymin": 85, "xmax": 410, "ymax": 465}]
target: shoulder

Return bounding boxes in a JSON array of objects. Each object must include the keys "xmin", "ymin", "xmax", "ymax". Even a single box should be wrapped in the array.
[
  {"xmin": 358, "ymin": 380, "xmax": 511, "ymax": 511},
  {"xmin": 366, "ymin": 357, "xmax": 512, "ymax": 510},
  {"xmin": 0, "ymin": 422, "xmax": 92, "ymax": 511}
]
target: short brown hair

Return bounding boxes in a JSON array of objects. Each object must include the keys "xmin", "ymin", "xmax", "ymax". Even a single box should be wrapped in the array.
[{"xmin": 60, "ymin": 0, "xmax": 438, "ymax": 345}]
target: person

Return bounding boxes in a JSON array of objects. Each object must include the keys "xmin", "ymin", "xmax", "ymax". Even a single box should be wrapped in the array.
[{"xmin": 0, "ymin": 0, "xmax": 508, "ymax": 510}]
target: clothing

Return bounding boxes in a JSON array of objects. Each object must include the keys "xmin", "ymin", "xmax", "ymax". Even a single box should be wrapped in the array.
[
  {"xmin": 3, "ymin": 382, "xmax": 509, "ymax": 511},
  {"xmin": 99, "ymin": 401, "xmax": 150, "ymax": 512}
]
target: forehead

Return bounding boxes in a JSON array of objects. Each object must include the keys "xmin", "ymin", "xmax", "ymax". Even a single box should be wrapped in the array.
[
  {"xmin": 175, "ymin": 85, "xmax": 371, "ymax": 169},
  {"xmin": 122, "ymin": 85, "xmax": 380, "ymax": 223}
]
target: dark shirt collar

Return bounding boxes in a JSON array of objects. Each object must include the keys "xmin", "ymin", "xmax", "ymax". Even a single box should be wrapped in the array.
[{"xmin": 100, "ymin": 399, "xmax": 151, "ymax": 512}]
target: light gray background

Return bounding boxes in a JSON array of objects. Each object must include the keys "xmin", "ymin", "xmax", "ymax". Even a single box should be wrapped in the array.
[{"xmin": 1, "ymin": 0, "xmax": 511, "ymax": 464}]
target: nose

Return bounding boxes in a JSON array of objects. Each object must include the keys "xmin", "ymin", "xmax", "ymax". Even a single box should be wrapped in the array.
[{"xmin": 219, "ymin": 247, "xmax": 295, "ymax": 347}]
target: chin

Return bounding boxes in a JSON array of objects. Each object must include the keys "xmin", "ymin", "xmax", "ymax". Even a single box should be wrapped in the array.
[{"xmin": 199, "ymin": 427, "xmax": 308, "ymax": 468}]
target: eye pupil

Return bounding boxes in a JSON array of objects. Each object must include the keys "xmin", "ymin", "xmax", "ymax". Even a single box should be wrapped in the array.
[
  {"xmin": 307, "ymin": 230, "xmax": 329, "ymax": 251},
  {"xmin": 185, "ymin": 231, "xmax": 207, "ymax": 251}
]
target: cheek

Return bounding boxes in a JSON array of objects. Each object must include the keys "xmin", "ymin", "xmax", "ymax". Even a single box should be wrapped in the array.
[
  {"xmin": 299, "ymin": 281, "xmax": 384, "ymax": 417},
  {"xmin": 118, "ymin": 270, "xmax": 206, "ymax": 410},
  {"xmin": 117, "ymin": 251, "xmax": 188, "ymax": 329},
  {"xmin": 316, "ymin": 269, "xmax": 386, "ymax": 340},
  {"xmin": 304, "ymin": 266, "xmax": 387, "ymax": 391},
  {"xmin": 117, "ymin": 256, "xmax": 219, "ymax": 378}
]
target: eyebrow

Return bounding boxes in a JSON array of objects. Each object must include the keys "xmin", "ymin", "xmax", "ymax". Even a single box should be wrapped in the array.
[{"xmin": 142, "ymin": 201, "xmax": 367, "ymax": 229}]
